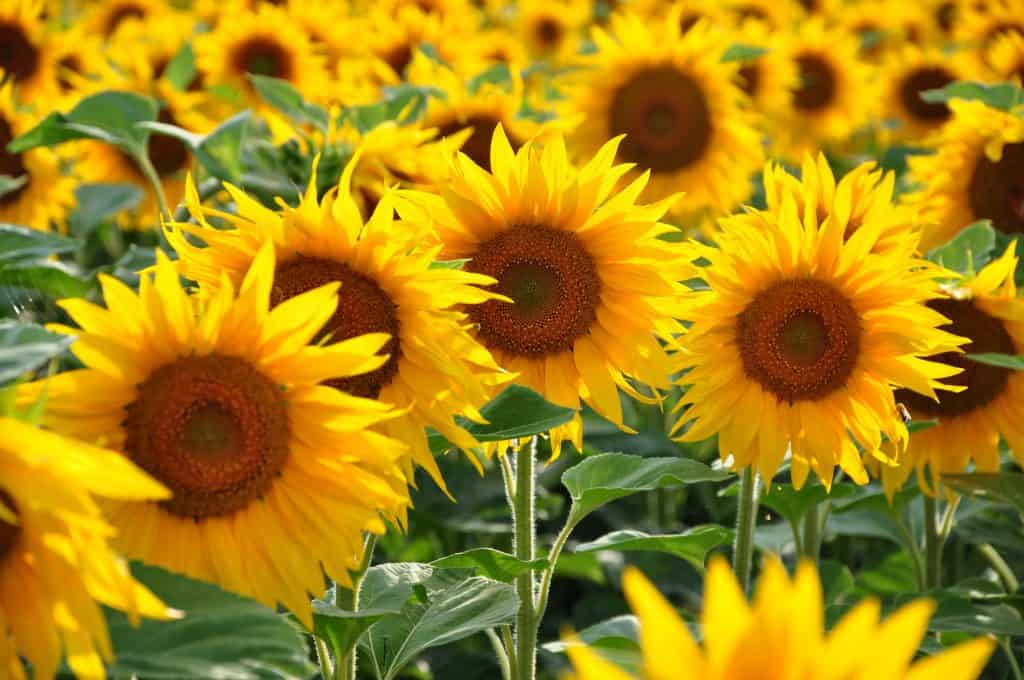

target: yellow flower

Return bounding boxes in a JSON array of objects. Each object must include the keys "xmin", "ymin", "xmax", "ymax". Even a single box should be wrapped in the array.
[
  {"xmin": 401, "ymin": 126, "xmax": 689, "ymax": 458},
  {"xmin": 0, "ymin": 417, "xmax": 173, "ymax": 680},
  {"xmin": 955, "ymin": 0, "xmax": 1024, "ymax": 71},
  {"xmin": 727, "ymin": 17, "xmax": 799, "ymax": 126},
  {"xmin": 880, "ymin": 45, "xmax": 973, "ymax": 144},
  {"xmin": 363, "ymin": 2, "xmax": 479, "ymax": 84},
  {"xmin": 166, "ymin": 154, "xmax": 508, "ymax": 493},
  {"xmin": 565, "ymin": 557, "xmax": 996, "ymax": 680},
  {"xmin": 80, "ymin": 0, "xmax": 169, "ymax": 41},
  {"xmin": 905, "ymin": 99, "xmax": 1024, "ymax": 251},
  {"xmin": 565, "ymin": 12, "xmax": 763, "ymax": 217},
  {"xmin": 0, "ymin": 0, "xmax": 59, "ymax": 104},
  {"xmin": 723, "ymin": 0, "xmax": 800, "ymax": 31},
  {"xmin": 0, "ymin": 78, "xmax": 76, "ymax": 232},
  {"xmin": 878, "ymin": 244, "xmax": 1024, "ymax": 496},
  {"xmin": 18, "ymin": 246, "xmax": 411, "ymax": 627},
  {"xmin": 988, "ymin": 30, "xmax": 1024, "ymax": 83},
  {"xmin": 516, "ymin": 0, "xmax": 588, "ymax": 63},
  {"xmin": 838, "ymin": 1, "xmax": 935, "ymax": 62},
  {"xmin": 674, "ymin": 162, "xmax": 965, "ymax": 488}
]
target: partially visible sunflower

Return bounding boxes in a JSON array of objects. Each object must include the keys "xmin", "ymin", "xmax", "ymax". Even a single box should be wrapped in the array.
[
  {"xmin": 18, "ymin": 246, "xmax": 412, "ymax": 626},
  {"xmin": 839, "ymin": 1, "xmax": 934, "ymax": 61},
  {"xmin": 726, "ymin": 0, "xmax": 801, "ymax": 31},
  {"xmin": 363, "ymin": 3, "xmax": 479, "ymax": 84},
  {"xmin": 880, "ymin": 46, "xmax": 973, "ymax": 144},
  {"xmin": 0, "ymin": 418, "xmax": 174, "ymax": 680},
  {"xmin": 0, "ymin": 0, "xmax": 59, "ymax": 104},
  {"xmin": 956, "ymin": 0, "xmax": 1024, "ymax": 69},
  {"xmin": 674, "ymin": 165, "xmax": 965, "ymax": 488},
  {"xmin": 665, "ymin": 0, "xmax": 728, "ymax": 37},
  {"xmin": 515, "ymin": 0, "xmax": 588, "ymax": 63},
  {"xmin": 80, "ymin": 0, "xmax": 169, "ymax": 39},
  {"xmin": 565, "ymin": 12, "xmax": 763, "ymax": 217},
  {"xmin": 905, "ymin": 98, "xmax": 1024, "ymax": 250},
  {"xmin": 566, "ymin": 557, "xmax": 995, "ymax": 680},
  {"xmin": 280, "ymin": 0, "xmax": 364, "ymax": 72},
  {"xmin": 927, "ymin": 0, "xmax": 960, "ymax": 39},
  {"xmin": 877, "ymin": 244, "xmax": 1024, "ymax": 496},
  {"xmin": 50, "ymin": 24, "xmax": 108, "ymax": 108},
  {"xmin": 193, "ymin": 4, "xmax": 328, "ymax": 108},
  {"xmin": 728, "ymin": 18, "xmax": 799, "ymax": 124},
  {"xmin": 449, "ymin": 27, "xmax": 530, "ymax": 78},
  {"xmin": 0, "ymin": 78, "xmax": 76, "ymax": 232},
  {"xmin": 987, "ymin": 30, "xmax": 1024, "ymax": 83},
  {"xmin": 401, "ymin": 126, "xmax": 689, "ymax": 457},
  {"xmin": 776, "ymin": 19, "xmax": 876, "ymax": 158},
  {"xmin": 166, "ymin": 155, "xmax": 508, "ymax": 492}
]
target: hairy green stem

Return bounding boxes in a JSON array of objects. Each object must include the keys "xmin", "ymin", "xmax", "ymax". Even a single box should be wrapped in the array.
[
  {"xmin": 536, "ymin": 517, "xmax": 577, "ymax": 623},
  {"xmin": 1002, "ymin": 639, "xmax": 1023, "ymax": 680},
  {"xmin": 513, "ymin": 437, "xmax": 538, "ymax": 680},
  {"xmin": 802, "ymin": 503, "xmax": 822, "ymax": 563},
  {"xmin": 486, "ymin": 628, "xmax": 512, "ymax": 680},
  {"xmin": 315, "ymin": 636, "xmax": 334, "ymax": 680},
  {"xmin": 502, "ymin": 625, "xmax": 518, "ymax": 679},
  {"xmin": 923, "ymin": 494, "xmax": 941, "ymax": 590},
  {"xmin": 335, "ymin": 533, "xmax": 377, "ymax": 680},
  {"xmin": 979, "ymin": 543, "xmax": 1019, "ymax": 593},
  {"xmin": 733, "ymin": 468, "xmax": 760, "ymax": 593}
]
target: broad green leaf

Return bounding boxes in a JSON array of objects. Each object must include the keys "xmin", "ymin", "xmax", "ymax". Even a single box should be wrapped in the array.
[
  {"xmin": 928, "ymin": 593, "xmax": 1024, "ymax": 636},
  {"xmin": 71, "ymin": 183, "xmax": 143, "ymax": 235},
  {"xmin": 819, "ymin": 560, "xmax": 855, "ymax": 605},
  {"xmin": 943, "ymin": 473, "xmax": 1024, "ymax": 514},
  {"xmin": 541, "ymin": 615, "xmax": 639, "ymax": 654},
  {"xmin": 926, "ymin": 220, "xmax": 996, "ymax": 274},
  {"xmin": 104, "ymin": 244, "xmax": 157, "ymax": 287},
  {"xmin": 721, "ymin": 43, "xmax": 769, "ymax": 62},
  {"xmin": 0, "ymin": 262, "xmax": 94, "ymax": 299},
  {"xmin": 550, "ymin": 550, "xmax": 606, "ymax": 585},
  {"xmin": 249, "ymin": 75, "xmax": 329, "ymax": 131},
  {"xmin": 464, "ymin": 384, "xmax": 576, "ymax": 442},
  {"xmin": 756, "ymin": 481, "xmax": 857, "ymax": 527},
  {"xmin": 311, "ymin": 584, "xmax": 409, "ymax": 668},
  {"xmin": 855, "ymin": 551, "xmax": 918, "ymax": 596},
  {"xmin": 105, "ymin": 563, "xmax": 315, "ymax": 679},
  {"xmin": 572, "ymin": 526, "xmax": 733, "ymax": 567},
  {"xmin": 9, "ymin": 91, "xmax": 158, "ymax": 156},
  {"xmin": 359, "ymin": 564, "xmax": 518, "ymax": 680},
  {"xmin": 0, "ymin": 321, "xmax": 72, "ymax": 384},
  {"xmin": 562, "ymin": 453, "xmax": 730, "ymax": 524},
  {"xmin": 432, "ymin": 548, "xmax": 548, "ymax": 582},
  {"xmin": 920, "ymin": 81, "xmax": 1024, "ymax": 112},
  {"xmin": 342, "ymin": 84, "xmax": 441, "ymax": 133},
  {"xmin": 196, "ymin": 111, "xmax": 250, "ymax": 183},
  {"xmin": 965, "ymin": 353, "xmax": 1024, "ymax": 370},
  {"xmin": 0, "ymin": 174, "xmax": 26, "ymax": 199},
  {"xmin": 163, "ymin": 42, "xmax": 197, "ymax": 91},
  {"xmin": 467, "ymin": 63, "xmax": 512, "ymax": 94},
  {"xmin": 0, "ymin": 223, "xmax": 81, "ymax": 264}
]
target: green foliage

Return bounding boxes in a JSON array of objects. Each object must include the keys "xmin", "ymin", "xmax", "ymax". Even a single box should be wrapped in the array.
[
  {"xmin": 720, "ymin": 44, "xmax": 770, "ymax": 62},
  {"xmin": 0, "ymin": 320, "xmax": 72, "ymax": 384},
  {"xmin": 432, "ymin": 548, "xmax": 549, "ymax": 582},
  {"xmin": 0, "ymin": 223, "xmax": 82, "ymax": 263},
  {"xmin": 926, "ymin": 220, "xmax": 996, "ymax": 275},
  {"xmin": 249, "ymin": 75, "xmax": 330, "ymax": 132},
  {"xmin": 572, "ymin": 526, "xmax": 734, "ymax": 567},
  {"xmin": 944, "ymin": 473, "xmax": 1024, "ymax": 515},
  {"xmin": 965, "ymin": 353, "xmax": 1024, "ymax": 370},
  {"xmin": 163, "ymin": 42, "xmax": 197, "ymax": 92},
  {"xmin": 920, "ymin": 81, "xmax": 1024, "ymax": 112}
]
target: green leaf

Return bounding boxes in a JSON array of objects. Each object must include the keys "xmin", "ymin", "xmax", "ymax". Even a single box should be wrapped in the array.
[
  {"xmin": 163, "ymin": 42, "xmax": 197, "ymax": 91},
  {"xmin": 926, "ymin": 220, "xmax": 996, "ymax": 274},
  {"xmin": 432, "ymin": 548, "xmax": 549, "ymax": 582},
  {"xmin": 929, "ymin": 593, "xmax": 1024, "ymax": 636},
  {"xmin": 572, "ymin": 526, "xmax": 733, "ymax": 567},
  {"xmin": 249, "ymin": 75, "xmax": 329, "ymax": 131},
  {"xmin": 721, "ymin": 43, "xmax": 770, "ymax": 62},
  {"xmin": 0, "ymin": 321, "xmax": 72, "ymax": 385},
  {"xmin": 359, "ymin": 564, "xmax": 518, "ymax": 680},
  {"xmin": 105, "ymin": 563, "xmax": 315, "ymax": 679},
  {"xmin": 920, "ymin": 81, "xmax": 1024, "ymax": 112},
  {"xmin": 196, "ymin": 111, "xmax": 250, "ymax": 183},
  {"xmin": 819, "ymin": 560, "xmax": 856, "ymax": 605},
  {"xmin": 463, "ymin": 384, "xmax": 576, "ymax": 442},
  {"xmin": 0, "ymin": 262, "xmax": 94, "ymax": 298},
  {"xmin": 562, "ymin": 453, "xmax": 730, "ymax": 524},
  {"xmin": 311, "ymin": 584, "xmax": 408, "ymax": 668},
  {"xmin": 0, "ymin": 223, "xmax": 81, "ymax": 264},
  {"xmin": 965, "ymin": 353, "xmax": 1024, "ymax": 370},
  {"xmin": 467, "ymin": 63, "xmax": 512, "ymax": 94},
  {"xmin": 0, "ymin": 174, "xmax": 26, "ymax": 199},
  {"xmin": 71, "ymin": 183, "xmax": 143, "ymax": 235},
  {"xmin": 943, "ymin": 473, "xmax": 1024, "ymax": 514},
  {"xmin": 541, "ymin": 615, "xmax": 639, "ymax": 654},
  {"xmin": 757, "ymin": 481, "xmax": 857, "ymax": 527},
  {"xmin": 342, "ymin": 84, "xmax": 441, "ymax": 133},
  {"xmin": 8, "ymin": 91, "xmax": 158, "ymax": 155}
]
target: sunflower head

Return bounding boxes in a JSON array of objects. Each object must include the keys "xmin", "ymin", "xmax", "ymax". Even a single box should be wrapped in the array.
[
  {"xmin": 400, "ymin": 125, "xmax": 690, "ymax": 458},
  {"xmin": 987, "ymin": 29, "xmax": 1024, "ymax": 83},
  {"xmin": 565, "ymin": 557, "xmax": 995, "ymax": 680},
  {"xmin": 956, "ymin": 0, "xmax": 1024, "ymax": 70},
  {"xmin": 516, "ymin": 0, "xmax": 588, "ymax": 62},
  {"xmin": 0, "ymin": 0, "xmax": 59, "ymax": 104},
  {"xmin": 881, "ymin": 45, "xmax": 973, "ymax": 144}
]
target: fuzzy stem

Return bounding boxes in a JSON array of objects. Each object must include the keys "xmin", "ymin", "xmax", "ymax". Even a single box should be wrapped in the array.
[
  {"xmin": 733, "ymin": 468, "xmax": 760, "ymax": 592},
  {"xmin": 923, "ymin": 494, "xmax": 942, "ymax": 590},
  {"xmin": 513, "ymin": 437, "xmax": 538, "ymax": 680}
]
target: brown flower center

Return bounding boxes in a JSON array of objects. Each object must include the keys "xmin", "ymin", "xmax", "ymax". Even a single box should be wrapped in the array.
[
  {"xmin": 794, "ymin": 53, "xmax": 836, "ymax": 112},
  {"xmin": 738, "ymin": 63, "xmax": 760, "ymax": 98},
  {"xmin": 57, "ymin": 55, "xmax": 82, "ymax": 92},
  {"xmin": 104, "ymin": 4, "xmax": 146, "ymax": 35},
  {"xmin": 737, "ymin": 278, "xmax": 862, "ymax": 403},
  {"xmin": 271, "ymin": 257, "xmax": 401, "ymax": 399},
  {"xmin": 436, "ymin": 114, "xmax": 519, "ymax": 172},
  {"xmin": 0, "ymin": 116, "xmax": 28, "ymax": 208},
  {"xmin": 232, "ymin": 36, "xmax": 294, "ymax": 80},
  {"xmin": 610, "ymin": 65, "xmax": 713, "ymax": 172},
  {"xmin": 0, "ymin": 490, "xmax": 20, "ymax": 565},
  {"xmin": 124, "ymin": 355, "xmax": 291, "ymax": 520},
  {"xmin": 0, "ymin": 21, "xmax": 39, "ymax": 85},
  {"xmin": 384, "ymin": 42, "xmax": 413, "ymax": 78},
  {"xmin": 535, "ymin": 17, "xmax": 563, "ymax": 49},
  {"xmin": 936, "ymin": 2, "xmax": 955, "ymax": 33},
  {"xmin": 467, "ymin": 225, "xmax": 601, "ymax": 357},
  {"xmin": 899, "ymin": 66, "xmax": 954, "ymax": 123},
  {"xmin": 120, "ymin": 109, "xmax": 191, "ymax": 179},
  {"xmin": 896, "ymin": 299, "xmax": 1016, "ymax": 419},
  {"xmin": 735, "ymin": 5, "xmax": 770, "ymax": 24},
  {"xmin": 968, "ymin": 141, "xmax": 1024, "ymax": 235},
  {"xmin": 679, "ymin": 12, "xmax": 701, "ymax": 34}
]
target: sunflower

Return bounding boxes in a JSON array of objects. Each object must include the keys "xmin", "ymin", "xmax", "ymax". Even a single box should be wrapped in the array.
[
  {"xmin": 838, "ymin": 1, "xmax": 935, "ymax": 61},
  {"xmin": 80, "ymin": 0, "xmax": 168, "ymax": 39},
  {"xmin": 727, "ymin": 17, "xmax": 799, "ymax": 124},
  {"xmin": 0, "ymin": 78, "xmax": 75, "ymax": 232},
  {"xmin": 18, "ymin": 246, "xmax": 411, "ymax": 626},
  {"xmin": 400, "ymin": 126, "xmax": 688, "ymax": 457},
  {"xmin": 987, "ymin": 30, "xmax": 1024, "ymax": 83},
  {"xmin": 956, "ymin": 0, "xmax": 1024, "ymax": 70},
  {"xmin": 759, "ymin": 153, "xmax": 921, "ymax": 256},
  {"xmin": 450, "ymin": 27, "xmax": 530, "ymax": 78},
  {"xmin": 725, "ymin": 0, "xmax": 800, "ymax": 31},
  {"xmin": 166, "ymin": 156, "xmax": 508, "ymax": 492},
  {"xmin": 875, "ymin": 244, "xmax": 1024, "ymax": 496},
  {"xmin": 193, "ymin": 4, "xmax": 328, "ymax": 108},
  {"xmin": 565, "ymin": 12, "xmax": 763, "ymax": 217},
  {"xmin": 665, "ymin": 0, "xmax": 728, "ymax": 36},
  {"xmin": 880, "ymin": 45, "xmax": 974, "ymax": 144},
  {"xmin": 0, "ymin": 417, "xmax": 174, "ymax": 680},
  {"xmin": 927, "ymin": 0, "xmax": 960, "ymax": 39},
  {"xmin": 516, "ymin": 0, "xmax": 588, "ymax": 63},
  {"xmin": 0, "ymin": 0, "xmax": 59, "ymax": 104},
  {"xmin": 565, "ymin": 557, "xmax": 995, "ymax": 680},
  {"xmin": 281, "ymin": 0, "xmax": 364, "ymax": 73},
  {"xmin": 775, "ymin": 19, "xmax": 876, "ymax": 159},
  {"xmin": 50, "ymin": 24, "xmax": 108, "ymax": 108},
  {"xmin": 673, "ymin": 165, "xmax": 966, "ymax": 488},
  {"xmin": 905, "ymin": 98, "xmax": 1024, "ymax": 251},
  {"xmin": 363, "ymin": 3, "xmax": 479, "ymax": 84}
]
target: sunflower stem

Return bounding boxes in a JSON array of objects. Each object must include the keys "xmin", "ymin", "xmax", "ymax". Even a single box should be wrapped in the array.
[
  {"xmin": 536, "ymin": 515, "xmax": 578, "ymax": 624},
  {"xmin": 923, "ymin": 494, "xmax": 942, "ymax": 590},
  {"xmin": 133, "ymin": 151, "xmax": 173, "ymax": 227},
  {"xmin": 1002, "ymin": 638, "xmax": 1024, "ymax": 680},
  {"xmin": 512, "ymin": 437, "xmax": 538, "ymax": 680},
  {"xmin": 733, "ymin": 467, "xmax": 760, "ymax": 593},
  {"xmin": 486, "ymin": 628, "xmax": 512, "ymax": 680},
  {"xmin": 801, "ymin": 502, "xmax": 822, "ymax": 563},
  {"xmin": 314, "ymin": 636, "xmax": 334, "ymax": 680},
  {"xmin": 979, "ymin": 543, "xmax": 1019, "ymax": 593},
  {"xmin": 335, "ymin": 533, "xmax": 377, "ymax": 680}
]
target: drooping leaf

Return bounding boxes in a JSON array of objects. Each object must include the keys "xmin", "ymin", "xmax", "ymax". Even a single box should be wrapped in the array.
[
  {"xmin": 562, "ymin": 453, "xmax": 730, "ymax": 524},
  {"xmin": 0, "ymin": 321, "xmax": 73, "ymax": 385},
  {"xmin": 467, "ymin": 63, "xmax": 513, "ymax": 94},
  {"xmin": 965, "ymin": 353, "xmax": 1024, "ymax": 370},
  {"xmin": 163, "ymin": 42, "xmax": 197, "ymax": 91},
  {"xmin": 464, "ymin": 384, "xmax": 576, "ymax": 442},
  {"xmin": 105, "ymin": 563, "xmax": 315, "ymax": 679},
  {"xmin": 572, "ymin": 526, "xmax": 733, "ymax": 567},
  {"xmin": 432, "ymin": 548, "xmax": 548, "ymax": 582},
  {"xmin": 920, "ymin": 81, "xmax": 1024, "ymax": 112},
  {"xmin": 196, "ymin": 111, "xmax": 251, "ymax": 183},
  {"xmin": 928, "ymin": 592, "xmax": 1024, "ymax": 636},
  {"xmin": 926, "ymin": 220, "xmax": 996, "ymax": 275},
  {"xmin": 0, "ymin": 223, "xmax": 82, "ymax": 264},
  {"xmin": 311, "ymin": 584, "xmax": 410, "ymax": 669},
  {"xmin": 721, "ymin": 43, "xmax": 770, "ymax": 62},
  {"xmin": 541, "ymin": 615, "xmax": 639, "ymax": 654},
  {"xmin": 70, "ymin": 183, "xmax": 144, "ymax": 236},
  {"xmin": 0, "ymin": 262, "xmax": 94, "ymax": 299},
  {"xmin": 249, "ymin": 75, "xmax": 329, "ymax": 131},
  {"xmin": 943, "ymin": 473, "xmax": 1024, "ymax": 515},
  {"xmin": 753, "ymin": 481, "xmax": 857, "ymax": 528}
]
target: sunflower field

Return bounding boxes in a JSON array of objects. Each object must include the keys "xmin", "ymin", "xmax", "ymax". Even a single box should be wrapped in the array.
[{"xmin": 4, "ymin": 0, "xmax": 1024, "ymax": 678}]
